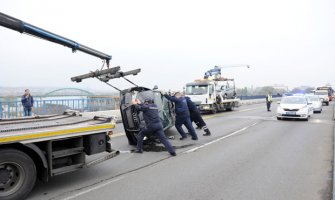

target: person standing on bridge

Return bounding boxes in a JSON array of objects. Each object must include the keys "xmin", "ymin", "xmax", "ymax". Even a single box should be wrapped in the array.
[
  {"xmin": 185, "ymin": 96, "xmax": 211, "ymax": 136},
  {"xmin": 163, "ymin": 92, "xmax": 198, "ymax": 140},
  {"xmin": 132, "ymin": 98, "xmax": 176, "ymax": 156},
  {"xmin": 21, "ymin": 89, "xmax": 34, "ymax": 116},
  {"xmin": 266, "ymin": 92, "xmax": 273, "ymax": 111}
]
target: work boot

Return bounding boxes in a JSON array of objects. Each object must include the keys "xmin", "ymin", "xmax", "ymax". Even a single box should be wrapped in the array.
[
  {"xmin": 134, "ymin": 149, "xmax": 143, "ymax": 154},
  {"xmin": 180, "ymin": 136, "xmax": 187, "ymax": 140},
  {"xmin": 170, "ymin": 152, "xmax": 177, "ymax": 156},
  {"xmin": 191, "ymin": 137, "xmax": 198, "ymax": 140},
  {"xmin": 203, "ymin": 129, "xmax": 211, "ymax": 136}
]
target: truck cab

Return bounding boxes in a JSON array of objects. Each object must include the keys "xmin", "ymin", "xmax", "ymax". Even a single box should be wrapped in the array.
[
  {"xmin": 185, "ymin": 79, "xmax": 238, "ymax": 113},
  {"xmin": 315, "ymin": 90, "xmax": 330, "ymax": 106},
  {"xmin": 185, "ymin": 82, "xmax": 214, "ymax": 107}
]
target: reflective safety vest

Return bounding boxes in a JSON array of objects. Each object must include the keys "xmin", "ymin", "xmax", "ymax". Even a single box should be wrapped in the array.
[{"xmin": 267, "ymin": 94, "xmax": 273, "ymax": 102}]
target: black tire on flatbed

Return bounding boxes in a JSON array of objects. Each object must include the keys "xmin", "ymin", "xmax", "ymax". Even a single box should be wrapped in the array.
[{"xmin": 0, "ymin": 148, "xmax": 36, "ymax": 200}]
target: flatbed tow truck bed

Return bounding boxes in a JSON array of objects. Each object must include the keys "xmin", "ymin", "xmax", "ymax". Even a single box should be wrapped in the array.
[
  {"xmin": 0, "ymin": 112, "xmax": 115, "ymax": 144},
  {"xmin": 0, "ymin": 111, "xmax": 118, "ymax": 200}
]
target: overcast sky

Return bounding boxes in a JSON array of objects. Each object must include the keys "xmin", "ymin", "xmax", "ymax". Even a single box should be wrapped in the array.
[{"xmin": 0, "ymin": 0, "xmax": 334, "ymax": 92}]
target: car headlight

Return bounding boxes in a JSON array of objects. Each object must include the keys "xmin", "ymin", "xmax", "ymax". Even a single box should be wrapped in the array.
[{"xmin": 299, "ymin": 105, "xmax": 308, "ymax": 111}]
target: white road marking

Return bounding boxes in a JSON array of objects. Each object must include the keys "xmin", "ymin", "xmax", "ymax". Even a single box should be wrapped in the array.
[
  {"xmin": 61, "ymin": 177, "xmax": 123, "ymax": 200},
  {"xmin": 185, "ymin": 122, "xmax": 258, "ymax": 153}
]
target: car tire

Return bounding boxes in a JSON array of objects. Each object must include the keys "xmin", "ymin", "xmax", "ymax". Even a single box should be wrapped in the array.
[{"xmin": 0, "ymin": 148, "xmax": 37, "ymax": 200}]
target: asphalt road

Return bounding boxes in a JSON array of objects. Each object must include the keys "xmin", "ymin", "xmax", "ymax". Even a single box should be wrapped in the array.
[{"xmin": 27, "ymin": 102, "xmax": 335, "ymax": 200}]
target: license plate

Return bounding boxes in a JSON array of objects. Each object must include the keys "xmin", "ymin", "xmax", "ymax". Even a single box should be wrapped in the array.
[{"xmin": 286, "ymin": 111, "xmax": 296, "ymax": 115}]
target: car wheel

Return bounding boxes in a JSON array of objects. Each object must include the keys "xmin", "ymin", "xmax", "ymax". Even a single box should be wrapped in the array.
[{"xmin": 0, "ymin": 149, "xmax": 36, "ymax": 200}]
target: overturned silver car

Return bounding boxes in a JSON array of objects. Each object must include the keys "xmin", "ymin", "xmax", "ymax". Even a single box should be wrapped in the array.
[{"xmin": 120, "ymin": 87, "xmax": 175, "ymax": 145}]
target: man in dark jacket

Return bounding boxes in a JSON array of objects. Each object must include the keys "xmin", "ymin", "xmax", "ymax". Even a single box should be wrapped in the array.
[
  {"xmin": 185, "ymin": 96, "xmax": 211, "ymax": 136},
  {"xmin": 266, "ymin": 92, "xmax": 273, "ymax": 111},
  {"xmin": 132, "ymin": 98, "xmax": 176, "ymax": 156},
  {"xmin": 21, "ymin": 89, "xmax": 34, "ymax": 116},
  {"xmin": 164, "ymin": 92, "xmax": 198, "ymax": 140}
]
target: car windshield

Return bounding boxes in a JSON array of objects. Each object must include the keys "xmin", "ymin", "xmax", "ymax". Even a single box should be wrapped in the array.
[
  {"xmin": 315, "ymin": 91, "xmax": 328, "ymax": 95},
  {"xmin": 281, "ymin": 97, "xmax": 307, "ymax": 104},
  {"xmin": 186, "ymin": 85, "xmax": 208, "ymax": 95}
]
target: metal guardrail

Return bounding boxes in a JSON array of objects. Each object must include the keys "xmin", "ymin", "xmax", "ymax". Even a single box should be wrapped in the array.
[
  {"xmin": 0, "ymin": 98, "xmax": 119, "ymax": 119},
  {"xmin": 239, "ymin": 94, "xmax": 282, "ymax": 100}
]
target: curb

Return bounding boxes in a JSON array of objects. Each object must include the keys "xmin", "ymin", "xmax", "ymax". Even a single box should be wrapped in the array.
[
  {"xmin": 83, "ymin": 98, "xmax": 282, "ymax": 124},
  {"xmin": 332, "ymin": 101, "xmax": 335, "ymax": 199}
]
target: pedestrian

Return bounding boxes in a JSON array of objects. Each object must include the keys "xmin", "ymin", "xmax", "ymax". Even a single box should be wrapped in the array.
[
  {"xmin": 132, "ymin": 98, "xmax": 176, "ymax": 156},
  {"xmin": 21, "ymin": 89, "xmax": 34, "ymax": 116},
  {"xmin": 266, "ymin": 92, "xmax": 273, "ymax": 111},
  {"xmin": 163, "ymin": 92, "xmax": 198, "ymax": 140},
  {"xmin": 185, "ymin": 96, "xmax": 211, "ymax": 136}
]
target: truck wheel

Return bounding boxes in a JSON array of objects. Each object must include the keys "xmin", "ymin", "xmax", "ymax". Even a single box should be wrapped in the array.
[
  {"xmin": 211, "ymin": 104, "xmax": 218, "ymax": 114},
  {"xmin": 0, "ymin": 149, "xmax": 36, "ymax": 200},
  {"xmin": 226, "ymin": 103, "xmax": 235, "ymax": 111}
]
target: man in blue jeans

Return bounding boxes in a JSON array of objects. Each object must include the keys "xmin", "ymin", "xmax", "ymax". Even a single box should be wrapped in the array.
[
  {"xmin": 164, "ymin": 92, "xmax": 198, "ymax": 140},
  {"xmin": 21, "ymin": 89, "xmax": 34, "ymax": 116}
]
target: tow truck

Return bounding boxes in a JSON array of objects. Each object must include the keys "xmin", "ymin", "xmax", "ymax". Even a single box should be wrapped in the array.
[
  {"xmin": 185, "ymin": 66, "xmax": 243, "ymax": 113},
  {"xmin": 0, "ymin": 12, "xmax": 139, "ymax": 200}
]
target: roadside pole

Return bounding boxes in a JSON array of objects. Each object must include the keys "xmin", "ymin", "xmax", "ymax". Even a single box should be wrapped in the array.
[{"xmin": 332, "ymin": 101, "xmax": 335, "ymax": 199}]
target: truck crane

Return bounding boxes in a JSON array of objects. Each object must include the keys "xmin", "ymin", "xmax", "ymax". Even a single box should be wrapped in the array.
[
  {"xmin": 0, "ymin": 12, "xmax": 143, "ymax": 200},
  {"xmin": 185, "ymin": 65, "xmax": 249, "ymax": 114},
  {"xmin": 0, "ymin": 12, "xmax": 112, "ymax": 66}
]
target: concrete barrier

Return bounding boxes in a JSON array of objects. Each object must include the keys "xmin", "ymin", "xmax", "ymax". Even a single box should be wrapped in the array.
[
  {"xmin": 240, "ymin": 97, "xmax": 280, "ymax": 105},
  {"xmin": 82, "ymin": 97, "xmax": 282, "ymax": 124}
]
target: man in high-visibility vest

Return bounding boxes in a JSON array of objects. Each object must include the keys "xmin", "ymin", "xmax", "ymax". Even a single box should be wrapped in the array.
[{"xmin": 266, "ymin": 92, "xmax": 273, "ymax": 111}]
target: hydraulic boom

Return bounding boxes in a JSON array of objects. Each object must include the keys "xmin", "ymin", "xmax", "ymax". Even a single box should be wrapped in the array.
[{"xmin": 0, "ymin": 12, "xmax": 112, "ymax": 66}]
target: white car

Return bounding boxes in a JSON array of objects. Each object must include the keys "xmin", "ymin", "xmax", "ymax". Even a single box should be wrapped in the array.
[
  {"xmin": 306, "ymin": 95, "xmax": 323, "ymax": 113},
  {"xmin": 277, "ymin": 96, "xmax": 313, "ymax": 121}
]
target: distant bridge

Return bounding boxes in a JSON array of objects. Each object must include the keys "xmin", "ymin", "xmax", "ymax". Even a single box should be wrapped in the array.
[{"xmin": 44, "ymin": 88, "xmax": 95, "ymax": 96}]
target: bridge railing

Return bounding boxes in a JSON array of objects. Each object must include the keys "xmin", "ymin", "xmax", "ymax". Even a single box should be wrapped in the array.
[
  {"xmin": 0, "ymin": 97, "xmax": 119, "ymax": 119},
  {"xmin": 239, "ymin": 94, "xmax": 282, "ymax": 100}
]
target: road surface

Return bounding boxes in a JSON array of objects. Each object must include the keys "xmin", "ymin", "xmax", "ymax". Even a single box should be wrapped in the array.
[{"xmin": 27, "ymin": 102, "xmax": 334, "ymax": 200}]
